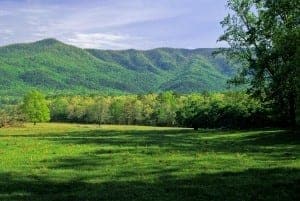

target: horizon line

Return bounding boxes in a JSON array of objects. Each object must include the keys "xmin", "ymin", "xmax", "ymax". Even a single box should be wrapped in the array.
[{"xmin": 0, "ymin": 38, "xmax": 228, "ymax": 51}]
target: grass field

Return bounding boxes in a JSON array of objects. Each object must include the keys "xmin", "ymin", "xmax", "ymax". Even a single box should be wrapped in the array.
[{"xmin": 0, "ymin": 123, "xmax": 299, "ymax": 201}]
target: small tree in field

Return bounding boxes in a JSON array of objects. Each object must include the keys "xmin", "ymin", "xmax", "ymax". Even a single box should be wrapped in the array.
[{"xmin": 22, "ymin": 90, "xmax": 50, "ymax": 125}]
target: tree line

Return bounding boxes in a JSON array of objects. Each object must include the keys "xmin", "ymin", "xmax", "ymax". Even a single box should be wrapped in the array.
[
  {"xmin": 49, "ymin": 91, "xmax": 273, "ymax": 129},
  {"xmin": 1, "ymin": 90, "xmax": 277, "ymax": 129}
]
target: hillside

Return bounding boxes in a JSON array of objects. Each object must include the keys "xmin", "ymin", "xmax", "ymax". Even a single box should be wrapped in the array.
[{"xmin": 0, "ymin": 38, "xmax": 234, "ymax": 96}]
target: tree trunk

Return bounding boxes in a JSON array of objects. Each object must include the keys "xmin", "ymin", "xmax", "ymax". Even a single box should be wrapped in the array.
[
  {"xmin": 288, "ymin": 91, "xmax": 296, "ymax": 128},
  {"xmin": 296, "ymin": 76, "xmax": 300, "ymax": 129},
  {"xmin": 97, "ymin": 116, "xmax": 101, "ymax": 127}
]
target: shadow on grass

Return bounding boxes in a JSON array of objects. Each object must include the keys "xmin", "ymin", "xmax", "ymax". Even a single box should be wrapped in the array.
[
  {"xmin": 44, "ymin": 129, "xmax": 300, "ymax": 155},
  {"xmin": 0, "ymin": 168, "xmax": 299, "ymax": 201},
  {"xmin": 1, "ymin": 128, "xmax": 300, "ymax": 200},
  {"xmin": 1, "ymin": 128, "xmax": 299, "ymax": 155},
  {"xmin": 33, "ymin": 129, "xmax": 300, "ymax": 174},
  {"xmin": 240, "ymin": 130, "xmax": 300, "ymax": 146}
]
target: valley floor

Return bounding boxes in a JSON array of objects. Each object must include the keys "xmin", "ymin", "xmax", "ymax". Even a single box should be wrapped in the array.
[{"xmin": 0, "ymin": 123, "xmax": 299, "ymax": 201}]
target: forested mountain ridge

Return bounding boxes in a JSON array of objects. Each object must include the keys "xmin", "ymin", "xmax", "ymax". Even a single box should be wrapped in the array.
[{"xmin": 0, "ymin": 38, "xmax": 234, "ymax": 96}]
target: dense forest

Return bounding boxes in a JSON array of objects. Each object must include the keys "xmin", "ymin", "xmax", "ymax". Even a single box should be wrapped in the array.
[{"xmin": 0, "ymin": 39, "xmax": 234, "ymax": 96}]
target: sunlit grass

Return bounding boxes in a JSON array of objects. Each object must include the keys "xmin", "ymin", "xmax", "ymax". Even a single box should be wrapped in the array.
[{"xmin": 0, "ymin": 123, "xmax": 299, "ymax": 201}]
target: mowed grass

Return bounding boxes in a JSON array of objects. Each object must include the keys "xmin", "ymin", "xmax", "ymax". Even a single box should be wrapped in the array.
[{"xmin": 0, "ymin": 123, "xmax": 299, "ymax": 201}]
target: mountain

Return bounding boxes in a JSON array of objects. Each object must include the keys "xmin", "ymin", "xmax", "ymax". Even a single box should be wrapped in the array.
[{"xmin": 0, "ymin": 38, "xmax": 234, "ymax": 96}]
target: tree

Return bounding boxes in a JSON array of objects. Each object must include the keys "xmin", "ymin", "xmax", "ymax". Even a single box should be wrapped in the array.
[
  {"xmin": 218, "ymin": 0, "xmax": 299, "ymax": 127},
  {"xmin": 49, "ymin": 97, "xmax": 68, "ymax": 121},
  {"xmin": 110, "ymin": 97, "xmax": 126, "ymax": 124},
  {"xmin": 66, "ymin": 96, "xmax": 93, "ymax": 122},
  {"xmin": 87, "ymin": 97, "xmax": 111, "ymax": 126},
  {"xmin": 22, "ymin": 90, "xmax": 50, "ymax": 125},
  {"xmin": 122, "ymin": 96, "xmax": 143, "ymax": 125},
  {"xmin": 155, "ymin": 92, "xmax": 178, "ymax": 126},
  {"xmin": 141, "ymin": 94, "xmax": 157, "ymax": 125},
  {"xmin": 296, "ymin": 48, "xmax": 300, "ymax": 128}
]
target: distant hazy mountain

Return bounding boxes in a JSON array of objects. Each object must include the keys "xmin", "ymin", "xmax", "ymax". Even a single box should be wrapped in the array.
[{"xmin": 0, "ymin": 38, "xmax": 234, "ymax": 96}]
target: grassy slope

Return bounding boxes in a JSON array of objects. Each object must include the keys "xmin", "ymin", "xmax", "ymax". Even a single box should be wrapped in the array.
[
  {"xmin": 0, "ymin": 39, "xmax": 234, "ymax": 96},
  {"xmin": 0, "ymin": 123, "xmax": 299, "ymax": 201}
]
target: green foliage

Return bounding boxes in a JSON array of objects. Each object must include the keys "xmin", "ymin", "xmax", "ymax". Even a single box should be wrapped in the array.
[
  {"xmin": 87, "ymin": 97, "xmax": 111, "ymax": 125},
  {"xmin": 177, "ymin": 92, "xmax": 270, "ymax": 129},
  {"xmin": 296, "ymin": 47, "xmax": 300, "ymax": 128},
  {"xmin": 0, "ymin": 123, "xmax": 299, "ymax": 201},
  {"xmin": 46, "ymin": 92, "xmax": 272, "ymax": 128},
  {"xmin": 22, "ymin": 90, "xmax": 50, "ymax": 124},
  {"xmin": 0, "ymin": 105, "xmax": 24, "ymax": 128},
  {"xmin": 0, "ymin": 39, "xmax": 235, "ymax": 96},
  {"xmin": 49, "ymin": 97, "xmax": 69, "ymax": 121},
  {"xmin": 155, "ymin": 91, "xmax": 178, "ymax": 126},
  {"xmin": 219, "ymin": 0, "xmax": 299, "ymax": 127},
  {"xmin": 1, "ymin": 91, "xmax": 274, "ymax": 128}
]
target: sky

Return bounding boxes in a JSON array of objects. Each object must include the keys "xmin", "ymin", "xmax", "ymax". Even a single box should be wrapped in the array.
[{"xmin": 0, "ymin": 0, "xmax": 229, "ymax": 49}]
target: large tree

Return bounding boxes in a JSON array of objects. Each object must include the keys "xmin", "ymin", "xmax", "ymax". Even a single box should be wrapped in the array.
[
  {"xmin": 218, "ymin": 0, "xmax": 299, "ymax": 127},
  {"xmin": 22, "ymin": 90, "xmax": 50, "ymax": 125}
]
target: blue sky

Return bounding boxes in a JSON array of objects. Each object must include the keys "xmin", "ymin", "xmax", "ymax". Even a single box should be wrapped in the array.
[{"xmin": 0, "ymin": 0, "xmax": 228, "ymax": 49}]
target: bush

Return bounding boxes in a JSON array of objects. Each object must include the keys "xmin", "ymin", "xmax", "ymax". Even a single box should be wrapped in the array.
[{"xmin": 0, "ymin": 106, "xmax": 25, "ymax": 128}]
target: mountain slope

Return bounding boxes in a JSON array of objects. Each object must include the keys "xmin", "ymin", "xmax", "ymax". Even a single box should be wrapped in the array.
[{"xmin": 0, "ymin": 38, "xmax": 234, "ymax": 96}]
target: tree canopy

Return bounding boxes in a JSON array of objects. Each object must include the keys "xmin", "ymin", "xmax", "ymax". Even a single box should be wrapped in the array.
[
  {"xmin": 22, "ymin": 90, "xmax": 50, "ymax": 125},
  {"xmin": 218, "ymin": 0, "xmax": 299, "ymax": 127}
]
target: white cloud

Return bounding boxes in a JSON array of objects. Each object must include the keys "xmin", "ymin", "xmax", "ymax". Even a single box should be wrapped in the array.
[
  {"xmin": 37, "ymin": 1, "xmax": 183, "ymax": 35},
  {"xmin": 0, "ymin": 0, "xmax": 228, "ymax": 49},
  {"xmin": 19, "ymin": 8, "xmax": 50, "ymax": 14},
  {"xmin": 0, "ymin": 29, "xmax": 13, "ymax": 35},
  {"xmin": 66, "ymin": 33, "xmax": 139, "ymax": 49}
]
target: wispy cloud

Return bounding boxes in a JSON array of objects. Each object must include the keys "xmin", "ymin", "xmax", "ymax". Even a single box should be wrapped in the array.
[
  {"xmin": 19, "ymin": 8, "xmax": 51, "ymax": 14},
  {"xmin": 66, "ymin": 33, "xmax": 139, "ymax": 49},
  {"xmin": 0, "ymin": 0, "xmax": 228, "ymax": 49},
  {"xmin": 0, "ymin": 29, "xmax": 13, "ymax": 35}
]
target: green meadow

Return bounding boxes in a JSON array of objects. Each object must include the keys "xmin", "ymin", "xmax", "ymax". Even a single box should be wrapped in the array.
[{"xmin": 0, "ymin": 123, "xmax": 299, "ymax": 201}]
